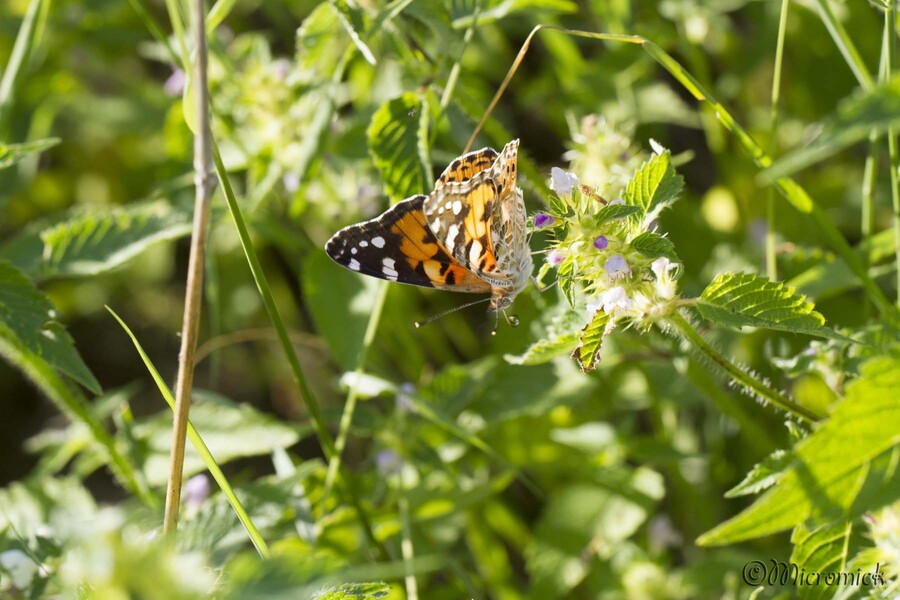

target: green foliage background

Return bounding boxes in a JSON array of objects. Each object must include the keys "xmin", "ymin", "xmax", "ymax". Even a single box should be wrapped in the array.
[{"xmin": 1, "ymin": 0, "xmax": 900, "ymax": 598}]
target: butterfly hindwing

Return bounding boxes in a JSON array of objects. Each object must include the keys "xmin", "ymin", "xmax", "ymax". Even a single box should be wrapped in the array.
[
  {"xmin": 325, "ymin": 195, "xmax": 491, "ymax": 293},
  {"xmin": 435, "ymin": 147, "xmax": 499, "ymax": 186}
]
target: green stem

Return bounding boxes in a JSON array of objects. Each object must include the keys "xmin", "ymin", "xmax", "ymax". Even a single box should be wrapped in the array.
[
  {"xmin": 211, "ymin": 140, "xmax": 386, "ymax": 558},
  {"xmin": 814, "ymin": 0, "xmax": 875, "ymax": 90},
  {"xmin": 766, "ymin": 0, "xmax": 791, "ymax": 280},
  {"xmin": 885, "ymin": 4, "xmax": 900, "ymax": 308},
  {"xmin": 667, "ymin": 311, "xmax": 824, "ymax": 423}
]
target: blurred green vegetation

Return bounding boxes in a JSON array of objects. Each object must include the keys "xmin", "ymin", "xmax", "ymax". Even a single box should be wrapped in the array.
[{"xmin": 1, "ymin": 0, "xmax": 900, "ymax": 597}]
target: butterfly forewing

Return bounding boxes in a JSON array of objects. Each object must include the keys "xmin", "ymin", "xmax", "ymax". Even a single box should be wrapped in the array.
[
  {"xmin": 434, "ymin": 147, "xmax": 499, "ymax": 186},
  {"xmin": 325, "ymin": 195, "xmax": 491, "ymax": 292}
]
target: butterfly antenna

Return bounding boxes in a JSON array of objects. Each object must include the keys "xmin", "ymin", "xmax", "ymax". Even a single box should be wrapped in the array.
[{"xmin": 415, "ymin": 297, "xmax": 491, "ymax": 329}]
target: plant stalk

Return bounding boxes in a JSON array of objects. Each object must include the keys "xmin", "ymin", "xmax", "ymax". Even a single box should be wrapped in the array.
[
  {"xmin": 766, "ymin": 0, "xmax": 790, "ymax": 280},
  {"xmin": 667, "ymin": 311, "xmax": 824, "ymax": 423},
  {"xmin": 163, "ymin": 0, "xmax": 212, "ymax": 534},
  {"xmin": 885, "ymin": 3, "xmax": 900, "ymax": 308}
]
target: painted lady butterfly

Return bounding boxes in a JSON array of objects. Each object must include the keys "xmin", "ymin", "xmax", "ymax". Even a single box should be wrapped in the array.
[{"xmin": 325, "ymin": 139, "xmax": 532, "ymax": 313}]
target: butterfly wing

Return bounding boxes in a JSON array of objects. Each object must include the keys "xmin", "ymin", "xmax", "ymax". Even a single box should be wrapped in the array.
[
  {"xmin": 435, "ymin": 147, "xmax": 499, "ymax": 186},
  {"xmin": 423, "ymin": 140, "xmax": 520, "ymax": 284},
  {"xmin": 325, "ymin": 195, "xmax": 492, "ymax": 293}
]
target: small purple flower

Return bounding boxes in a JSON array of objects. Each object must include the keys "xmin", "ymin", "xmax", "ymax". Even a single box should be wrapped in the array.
[
  {"xmin": 376, "ymin": 449, "xmax": 402, "ymax": 476},
  {"xmin": 593, "ymin": 235, "xmax": 609, "ymax": 250},
  {"xmin": 534, "ymin": 213, "xmax": 555, "ymax": 228},
  {"xmin": 605, "ymin": 253, "xmax": 631, "ymax": 279},
  {"xmin": 184, "ymin": 474, "xmax": 210, "ymax": 511},
  {"xmin": 547, "ymin": 249, "xmax": 565, "ymax": 266},
  {"xmin": 164, "ymin": 68, "xmax": 185, "ymax": 97}
]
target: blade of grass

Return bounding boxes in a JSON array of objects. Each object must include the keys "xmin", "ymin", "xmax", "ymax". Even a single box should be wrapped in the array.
[
  {"xmin": 766, "ymin": 0, "xmax": 791, "ymax": 280},
  {"xmin": 210, "ymin": 139, "xmax": 387, "ymax": 558},
  {"xmin": 125, "ymin": 0, "xmax": 180, "ymax": 67},
  {"xmin": 163, "ymin": 0, "xmax": 214, "ymax": 534},
  {"xmin": 0, "ymin": 0, "xmax": 48, "ymax": 137},
  {"xmin": 813, "ymin": 0, "xmax": 875, "ymax": 90},
  {"xmin": 206, "ymin": 0, "xmax": 240, "ymax": 33},
  {"xmin": 468, "ymin": 25, "xmax": 896, "ymax": 318},
  {"xmin": 106, "ymin": 306, "xmax": 270, "ymax": 558},
  {"xmin": 885, "ymin": 3, "xmax": 900, "ymax": 308}
]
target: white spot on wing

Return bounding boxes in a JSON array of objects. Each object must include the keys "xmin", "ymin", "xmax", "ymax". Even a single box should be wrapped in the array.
[
  {"xmin": 351, "ymin": 247, "xmax": 358, "ymax": 255},
  {"xmin": 359, "ymin": 241, "xmax": 368, "ymax": 247},
  {"xmin": 382, "ymin": 257, "xmax": 398, "ymax": 278},
  {"xmin": 452, "ymin": 201, "xmax": 463, "ymax": 215},
  {"xmin": 349, "ymin": 259, "xmax": 361, "ymax": 271},
  {"xmin": 372, "ymin": 236, "xmax": 385, "ymax": 248},
  {"xmin": 469, "ymin": 239, "xmax": 483, "ymax": 267},
  {"xmin": 446, "ymin": 224, "xmax": 459, "ymax": 248}
]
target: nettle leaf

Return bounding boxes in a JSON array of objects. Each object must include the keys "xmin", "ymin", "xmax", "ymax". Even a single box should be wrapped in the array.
[
  {"xmin": 725, "ymin": 449, "xmax": 791, "ymax": 498},
  {"xmin": 0, "ymin": 261, "xmax": 100, "ymax": 393},
  {"xmin": 790, "ymin": 521, "xmax": 852, "ymax": 600},
  {"xmin": 504, "ymin": 331, "xmax": 579, "ymax": 366},
  {"xmin": 328, "ymin": 0, "xmax": 376, "ymax": 65},
  {"xmin": 697, "ymin": 272, "xmax": 848, "ymax": 341},
  {"xmin": 558, "ymin": 258, "xmax": 576, "ymax": 309},
  {"xmin": 313, "ymin": 582, "xmax": 390, "ymax": 600},
  {"xmin": 630, "ymin": 231, "xmax": 678, "ymax": 260},
  {"xmin": 571, "ymin": 309, "xmax": 613, "ymax": 373},
  {"xmin": 135, "ymin": 390, "xmax": 304, "ymax": 486},
  {"xmin": 622, "ymin": 150, "xmax": 684, "ymax": 220},
  {"xmin": 0, "ymin": 138, "xmax": 60, "ymax": 169},
  {"xmin": 0, "ymin": 200, "xmax": 193, "ymax": 280},
  {"xmin": 698, "ymin": 356, "xmax": 900, "ymax": 546},
  {"xmin": 589, "ymin": 202, "xmax": 640, "ymax": 226},
  {"xmin": 367, "ymin": 92, "xmax": 429, "ymax": 202}
]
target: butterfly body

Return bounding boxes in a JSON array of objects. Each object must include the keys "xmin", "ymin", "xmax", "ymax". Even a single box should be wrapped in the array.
[{"xmin": 325, "ymin": 139, "xmax": 531, "ymax": 312}]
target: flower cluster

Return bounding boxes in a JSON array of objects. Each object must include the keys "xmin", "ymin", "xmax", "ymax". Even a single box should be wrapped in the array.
[{"xmin": 535, "ymin": 142, "xmax": 683, "ymax": 331}]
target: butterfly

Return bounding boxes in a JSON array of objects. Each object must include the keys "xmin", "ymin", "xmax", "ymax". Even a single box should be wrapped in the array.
[{"xmin": 325, "ymin": 139, "xmax": 532, "ymax": 316}]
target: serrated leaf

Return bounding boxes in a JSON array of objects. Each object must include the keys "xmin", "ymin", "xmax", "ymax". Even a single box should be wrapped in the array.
[
  {"xmin": 589, "ymin": 202, "xmax": 641, "ymax": 225},
  {"xmin": 558, "ymin": 258, "xmax": 576, "ymax": 309},
  {"xmin": 328, "ymin": 0, "xmax": 376, "ymax": 65},
  {"xmin": 622, "ymin": 150, "xmax": 684, "ymax": 219},
  {"xmin": 698, "ymin": 356, "xmax": 900, "ymax": 546},
  {"xmin": 135, "ymin": 390, "xmax": 303, "ymax": 486},
  {"xmin": 571, "ymin": 309, "xmax": 613, "ymax": 372},
  {"xmin": 630, "ymin": 231, "xmax": 678, "ymax": 260},
  {"xmin": 0, "ymin": 200, "xmax": 193, "ymax": 280},
  {"xmin": 504, "ymin": 331, "xmax": 579, "ymax": 365},
  {"xmin": 314, "ymin": 582, "xmax": 390, "ymax": 600},
  {"xmin": 0, "ymin": 137, "xmax": 60, "ymax": 169},
  {"xmin": 725, "ymin": 449, "xmax": 791, "ymax": 498},
  {"xmin": 790, "ymin": 521, "xmax": 852, "ymax": 600},
  {"xmin": 0, "ymin": 261, "xmax": 100, "ymax": 393},
  {"xmin": 697, "ymin": 272, "xmax": 848, "ymax": 341},
  {"xmin": 764, "ymin": 77, "xmax": 900, "ymax": 179},
  {"xmin": 367, "ymin": 93, "xmax": 430, "ymax": 202}
]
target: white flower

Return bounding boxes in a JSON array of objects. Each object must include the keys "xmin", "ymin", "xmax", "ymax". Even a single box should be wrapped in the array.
[
  {"xmin": 0, "ymin": 549, "xmax": 38, "ymax": 589},
  {"xmin": 605, "ymin": 254, "xmax": 632, "ymax": 279},
  {"xmin": 609, "ymin": 198, "xmax": 625, "ymax": 205},
  {"xmin": 649, "ymin": 138, "xmax": 667, "ymax": 156},
  {"xmin": 598, "ymin": 286, "xmax": 633, "ymax": 313},
  {"xmin": 550, "ymin": 167, "xmax": 580, "ymax": 195},
  {"xmin": 184, "ymin": 474, "xmax": 210, "ymax": 512},
  {"xmin": 547, "ymin": 248, "xmax": 565, "ymax": 266},
  {"xmin": 651, "ymin": 257, "xmax": 679, "ymax": 299}
]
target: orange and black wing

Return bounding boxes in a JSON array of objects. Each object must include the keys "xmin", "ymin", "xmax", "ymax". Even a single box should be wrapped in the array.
[
  {"xmin": 435, "ymin": 147, "xmax": 499, "ymax": 186},
  {"xmin": 325, "ymin": 195, "xmax": 492, "ymax": 293}
]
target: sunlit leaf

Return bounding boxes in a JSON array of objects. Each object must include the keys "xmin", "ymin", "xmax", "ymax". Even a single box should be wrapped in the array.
[
  {"xmin": 698, "ymin": 356, "xmax": 900, "ymax": 545},
  {"xmin": 0, "ymin": 138, "xmax": 59, "ymax": 169},
  {"xmin": 725, "ymin": 449, "xmax": 791, "ymax": 498},
  {"xmin": 622, "ymin": 150, "xmax": 684, "ymax": 221},
  {"xmin": 504, "ymin": 331, "xmax": 578, "ymax": 365},
  {"xmin": 697, "ymin": 272, "xmax": 848, "ymax": 341},
  {"xmin": 630, "ymin": 231, "xmax": 678, "ymax": 261},
  {"xmin": 571, "ymin": 309, "xmax": 612, "ymax": 372},
  {"xmin": 0, "ymin": 261, "xmax": 100, "ymax": 393},
  {"xmin": 367, "ymin": 92, "xmax": 429, "ymax": 202},
  {"xmin": 790, "ymin": 521, "xmax": 852, "ymax": 600}
]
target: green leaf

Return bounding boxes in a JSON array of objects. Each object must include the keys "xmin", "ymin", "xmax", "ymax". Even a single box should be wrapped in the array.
[
  {"xmin": 621, "ymin": 150, "xmax": 684, "ymax": 220},
  {"xmin": 135, "ymin": 390, "xmax": 303, "ymax": 486},
  {"xmin": 697, "ymin": 272, "xmax": 848, "ymax": 341},
  {"xmin": 0, "ymin": 200, "xmax": 193, "ymax": 280},
  {"xmin": 504, "ymin": 331, "xmax": 579, "ymax": 365},
  {"xmin": 589, "ymin": 202, "xmax": 641, "ymax": 225},
  {"xmin": 328, "ymin": 0, "xmax": 376, "ymax": 65},
  {"xmin": 0, "ymin": 138, "xmax": 59, "ymax": 169},
  {"xmin": 313, "ymin": 582, "xmax": 390, "ymax": 600},
  {"xmin": 571, "ymin": 309, "xmax": 612, "ymax": 373},
  {"xmin": 367, "ymin": 92, "xmax": 430, "ymax": 202},
  {"xmin": 629, "ymin": 231, "xmax": 678, "ymax": 260},
  {"xmin": 790, "ymin": 521, "xmax": 852, "ymax": 600},
  {"xmin": 0, "ymin": 0, "xmax": 49, "ymax": 136},
  {"xmin": 698, "ymin": 356, "xmax": 900, "ymax": 545},
  {"xmin": 558, "ymin": 258, "xmax": 576, "ymax": 309},
  {"xmin": 0, "ymin": 261, "xmax": 100, "ymax": 393},
  {"xmin": 763, "ymin": 77, "xmax": 900, "ymax": 179},
  {"xmin": 302, "ymin": 251, "xmax": 379, "ymax": 371},
  {"xmin": 725, "ymin": 449, "xmax": 791, "ymax": 498}
]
